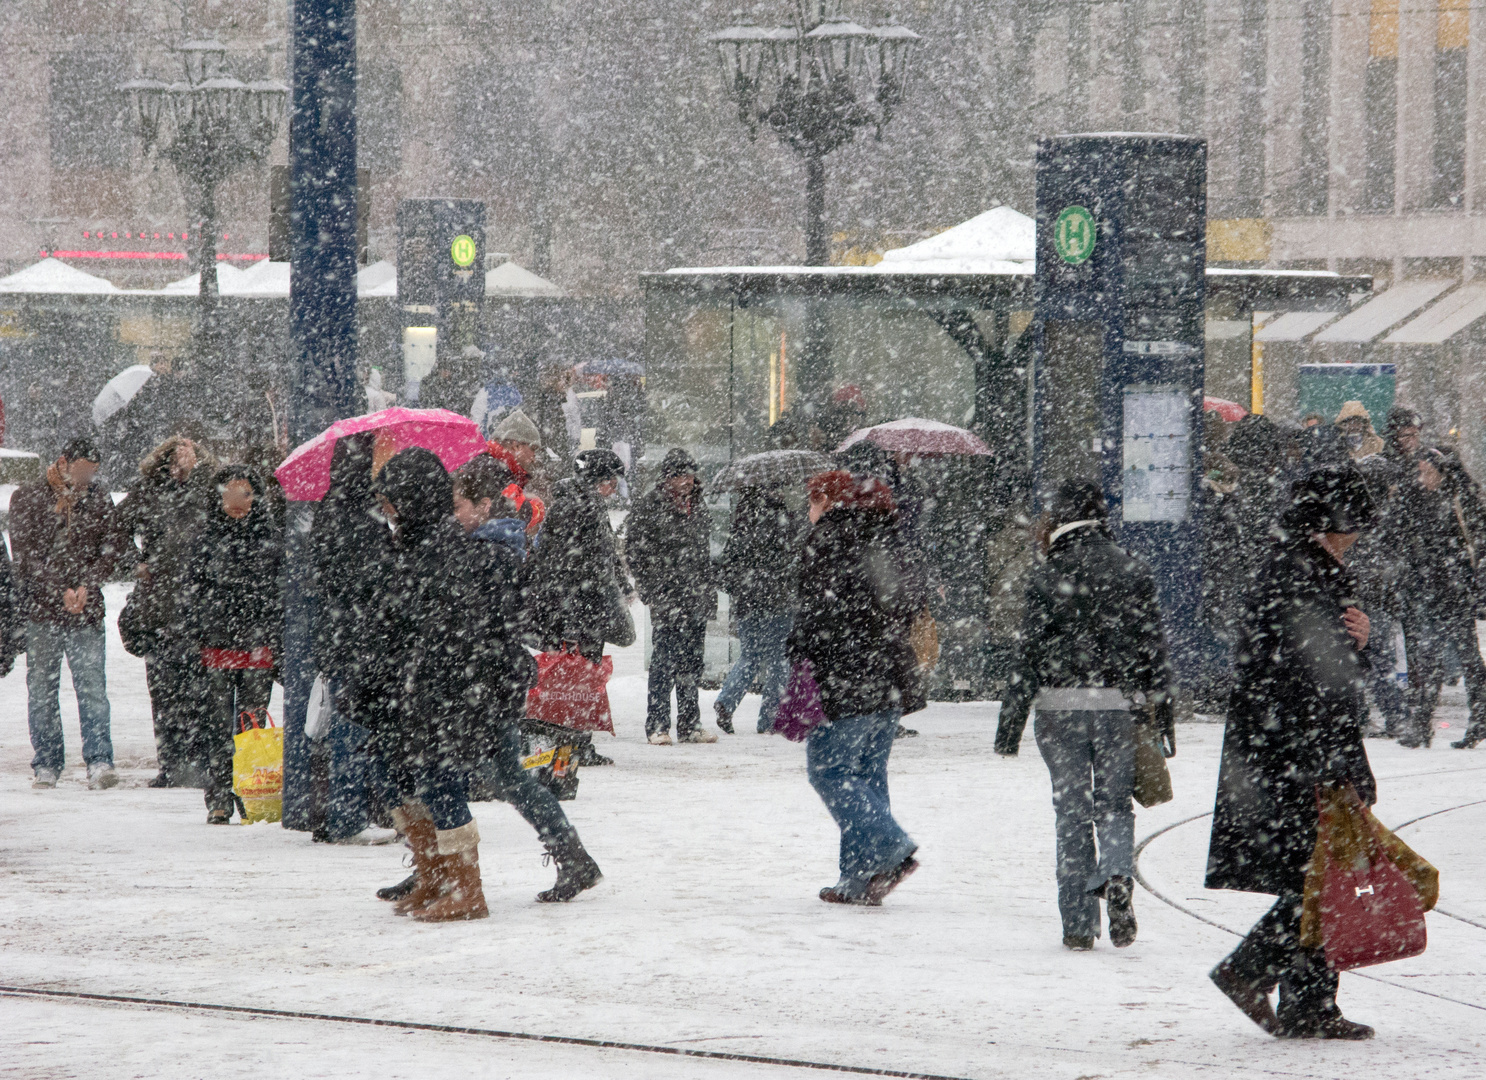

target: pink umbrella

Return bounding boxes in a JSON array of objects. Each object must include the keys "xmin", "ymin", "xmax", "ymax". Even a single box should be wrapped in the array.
[
  {"xmin": 837, "ymin": 417, "xmax": 992, "ymax": 456},
  {"xmin": 275, "ymin": 407, "xmax": 488, "ymax": 502},
  {"xmin": 1203, "ymin": 396, "xmax": 1248, "ymax": 423}
]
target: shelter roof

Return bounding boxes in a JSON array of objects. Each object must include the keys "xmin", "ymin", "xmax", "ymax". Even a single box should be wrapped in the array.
[
  {"xmin": 0, "ymin": 257, "xmax": 120, "ymax": 294},
  {"xmin": 1313, "ymin": 279, "xmax": 1455, "ymax": 343},
  {"xmin": 1383, "ymin": 282, "xmax": 1486, "ymax": 344}
]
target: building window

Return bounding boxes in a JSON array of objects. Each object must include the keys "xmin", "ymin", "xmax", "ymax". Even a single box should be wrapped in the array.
[
  {"xmin": 1362, "ymin": 0, "xmax": 1398, "ymax": 213},
  {"xmin": 1433, "ymin": 0, "xmax": 1468, "ymax": 208},
  {"xmin": 1293, "ymin": 0, "xmax": 1330, "ymax": 216},
  {"xmin": 49, "ymin": 51, "xmax": 130, "ymax": 169},
  {"xmin": 358, "ymin": 61, "xmax": 402, "ymax": 174}
]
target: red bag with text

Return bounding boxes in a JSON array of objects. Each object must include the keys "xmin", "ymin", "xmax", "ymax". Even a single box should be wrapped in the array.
[{"xmin": 525, "ymin": 647, "xmax": 614, "ymax": 734}]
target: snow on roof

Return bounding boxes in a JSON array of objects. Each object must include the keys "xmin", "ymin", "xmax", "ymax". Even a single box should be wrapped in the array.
[
  {"xmin": 878, "ymin": 206, "xmax": 1036, "ymax": 271},
  {"xmin": 156, "ymin": 262, "xmax": 250, "ymax": 295},
  {"xmin": 1313, "ymin": 279, "xmax": 1456, "ymax": 343},
  {"xmin": 232, "ymin": 259, "xmax": 291, "ymax": 297},
  {"xmin": 0, "ymin": 257, "xmax": 121, "ymax": 294},
  {"xmin": 1254, "ymin": 310, "xmax": 1341, "ymax": 342},
  {"xmin": 1384, "ymin": 282, "xmax": 1486, "ymax": 345},
  {"xmin": 357, "ymin": 260, "xmax": 397, "ymax": 297},
  {"xmin": 487, "ymin": 260, "xmax": 564, "ymax": 298}
]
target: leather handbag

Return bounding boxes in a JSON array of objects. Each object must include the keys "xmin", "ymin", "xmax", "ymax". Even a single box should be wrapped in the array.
[{"xmin": 1131, "ymin": 709, "xmax": 1174, "ymax": 808}]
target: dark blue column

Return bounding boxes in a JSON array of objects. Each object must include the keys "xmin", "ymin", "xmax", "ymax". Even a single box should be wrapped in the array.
[{"xmin": 283, "ymin": 0, "xmax": 358, "ymax": 830}]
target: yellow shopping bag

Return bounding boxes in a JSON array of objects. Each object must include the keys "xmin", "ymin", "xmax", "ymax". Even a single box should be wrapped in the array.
[{"xmin": 233, "ymin": 709, "xmax": 283, "ymax": 823}]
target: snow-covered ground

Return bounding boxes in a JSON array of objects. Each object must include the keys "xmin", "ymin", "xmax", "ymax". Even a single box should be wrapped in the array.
[{"xmin": 2, "ymin": 584, "xmax": 1483, "ymax": 1078}]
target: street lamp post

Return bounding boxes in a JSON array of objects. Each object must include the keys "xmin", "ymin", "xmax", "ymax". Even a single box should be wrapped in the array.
[
  {"xmin": 121, "ymin": 41, "xmax": 288, "ymax": 373},
  {"xmin": 707, "ymin": 3, "xmax": 919, "ymax": 266}
]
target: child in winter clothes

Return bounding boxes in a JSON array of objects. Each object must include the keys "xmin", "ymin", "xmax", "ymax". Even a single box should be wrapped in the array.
[
  {"xmin": 184, "ymin": 466, "xmax": 283, "ymax": 824},
  {"xmin": 453, "ymin": 456, "xmax": 527, "ymax": 561}
]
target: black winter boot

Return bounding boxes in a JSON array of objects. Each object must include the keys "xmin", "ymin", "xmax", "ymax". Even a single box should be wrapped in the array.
[
  {"xmin": 1105, "ymin": 876, "xmax": 1138, "ymax": 947},
  {"xmin": 537, "ymin": 842, "xmax": 603, "ymax": 902},
  {"xmin": 376, "ymin": 872, "xmax": 419, "ymax": 902}
]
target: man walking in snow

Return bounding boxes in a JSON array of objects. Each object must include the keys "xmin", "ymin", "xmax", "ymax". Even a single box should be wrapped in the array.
[{"xmin": 10, "ymin": 437, "xmax": 122, "ymax": 789}]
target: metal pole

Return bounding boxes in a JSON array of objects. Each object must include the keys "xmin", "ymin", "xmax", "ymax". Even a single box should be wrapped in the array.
[
  {"xmin": 283, "ymin": 0, "xmax": 358, "ymax": 831},
  {"xmin": 804, "ymin": 150, "xmax": 827, "ymax": 266}
]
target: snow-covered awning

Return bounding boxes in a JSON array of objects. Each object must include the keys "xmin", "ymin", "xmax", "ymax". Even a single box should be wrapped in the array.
[
  {"xmin": 1313, "ymin": 279, "xmax": 1456, "ymax": 343},
  {"xmin": 0, "ymin": 257, "xmax": 121, "ymax": 294},
  {"xmin": 1254, "ymin": 311, "xmax": 1341, "ymax": 343},
  {"xmin": 1383, "ymin": 282, "xmax": 1486, "ymax": 345},
  {"xmin": 486, "ymin": 260, "xmax": 564, "ymax": 298},
  {"xmin": 876, "ymin": 206, "xmax": 1035, "ymax": 274}
]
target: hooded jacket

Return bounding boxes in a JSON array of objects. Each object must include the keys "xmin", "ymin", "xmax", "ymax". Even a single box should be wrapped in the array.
[
  {"xmin": 521, "ymin": 475, "xmax": 630, "ymax": 649},
  {"xmin": 718, "ymin": 488, "xmax": 802, "ymax": 618},
  {"xmin": 112, "ymin": 438, "xmax": 219, "ymax": 642},
  {"xmin": 182, "ymin": 467, "xmax": 284, "ymax": 652},
  {"xmin": 994, "ymin": 521, "xmax": 1173, "ymax": 754},
  {"xmin": 623, "ymin": 471, "xmax": 717, "ymax": 623},
  {"xmin": 375, "ymin": 448, "xmax": 535, "ymax": 765}
]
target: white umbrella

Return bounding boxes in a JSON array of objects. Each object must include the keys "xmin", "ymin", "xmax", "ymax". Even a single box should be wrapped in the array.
[{"xmin": 92, "ymin": 365, "xmax": 154, "ymax": 426}]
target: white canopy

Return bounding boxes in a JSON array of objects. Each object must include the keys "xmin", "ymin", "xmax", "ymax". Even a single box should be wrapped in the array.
[
  {"xmin": 0, "ymin": 257, "xmax": 120, "ymax": 294},
  {"xmin": 486, "ymin": 260, "xmax": 565, "ymax": 298},
  {"xmin": 877, "ymin": 205, "xmax": 1036, "ymax": 274},
  {"xmin": 1384, "ymin": 283, "xmax": 1486, "ymax": 345}
]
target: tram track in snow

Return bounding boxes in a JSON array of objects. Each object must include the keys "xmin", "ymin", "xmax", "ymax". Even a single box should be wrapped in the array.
[{"xmin": 1132, "ymin": 764, "xmax": 1486, "ymax": 1013}]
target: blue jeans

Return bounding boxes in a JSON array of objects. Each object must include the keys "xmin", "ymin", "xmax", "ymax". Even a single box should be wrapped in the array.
[
  {"xmin": 319, "ymin": 681, "xmax": 402, "ymax": 841},
  {"xmin": 26, "ymin": 622, "xmax": 112, "ymax": 773},
  {"xmin": 807, "ymin": 708, "xmax": 915, "ymax": 897},
  {"xmin": 716, "ymin": 612, "xmax": 793, "ymax": 732},
  {"xmin": 1033, "ymin": 708, "xmax": 1136, "ymax": 939},
  {"xmin": 414, "ymin": 765, "xmax": 474, "ymax": 832}
]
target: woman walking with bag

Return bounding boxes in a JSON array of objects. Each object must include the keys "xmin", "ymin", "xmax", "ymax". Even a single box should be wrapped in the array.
[
  {"xmin": 994, "ymin": 480, "xmax": 1173, "ymax": 951},
  {"xmin": 1207, "ymin": 466, "xmax": 1378, "ymax": 1040},
  {"xmin": 790, "ymin": 470, "xmax": 925, "ymax": 906}
]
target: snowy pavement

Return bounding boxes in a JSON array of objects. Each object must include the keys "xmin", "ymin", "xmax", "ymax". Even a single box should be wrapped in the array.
[{"xmin": 2, "ymin": 585, "xmax": 1484, "ymax": 1078}]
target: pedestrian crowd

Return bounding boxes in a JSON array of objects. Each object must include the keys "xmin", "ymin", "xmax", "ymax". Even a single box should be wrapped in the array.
[{"xmin": 0, "ymin": 395, "xmax": 1474, "ymax": 1039}]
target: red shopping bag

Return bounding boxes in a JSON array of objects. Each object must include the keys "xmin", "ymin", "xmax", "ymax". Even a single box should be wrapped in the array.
[
  {"xmin": 1304, "ymin": 785, "xmax": 1431, "ymax": 972},
  {"xmin": 526, "ymin": 648, "xmax": 614, "ymax": 734}
]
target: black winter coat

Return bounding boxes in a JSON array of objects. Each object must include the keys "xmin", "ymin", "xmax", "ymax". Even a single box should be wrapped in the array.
[
  {"xmin": 522, "ymin": 477, "xmax": 629, "ymax": 649},
  {"xmin": 623, "ymin": 485, "xmax": 717, "ymax": 623},
  {"xmin": 788, "ymin": 506, "xmax": 925, "ymax": 722},
  {"xmin": 718, "ymin": 489, "xmax": 801, "ymax": 618},
  {"xmin": 182, "ymin": 474, "xmax": 284, "ymax": 653},
  {"xmin": 0, "ymin": 539, "xmax": 23, "ymax": 676},
  {"xmin": 309, "ymin": 433, "xmax": 393, "ymax": 685},
  {"xmin": 994, "ymin": 522, "xmax": 1172, "ymax": 754},
  {"xmin": 1206, "ymin": 536, "xmax": 1377, "ymax": 896},
  {"xmin": 376, "ymin": 449, "xmax": 536, "ymax": 768},
  {"xmin": 1389, "ymin": 454, "xmax": 1486, "ymax": 620},
  {"xmin": 113, "ymin": 459, "xmax": 217, "ymax": 642}
]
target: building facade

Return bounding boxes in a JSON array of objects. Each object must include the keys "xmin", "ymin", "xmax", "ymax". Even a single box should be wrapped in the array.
[{"xmin": 2, "ymin": 1, "xmax": 1483, "ymax": 293}]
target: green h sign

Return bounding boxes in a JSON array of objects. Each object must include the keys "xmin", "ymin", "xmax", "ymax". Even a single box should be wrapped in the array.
[{"xmin": 1054, "ymin": 205, "xmax": 1095, "ymax": 265}]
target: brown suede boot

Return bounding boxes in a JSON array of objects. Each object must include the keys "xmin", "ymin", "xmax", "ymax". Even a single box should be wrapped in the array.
[
  {"xmin": 413, "ymin": 822, "xmax": 488, "ymax": 922},
  {"xmin": 391, "ymin": 808, "xmax": 445, "ymax": 916}
]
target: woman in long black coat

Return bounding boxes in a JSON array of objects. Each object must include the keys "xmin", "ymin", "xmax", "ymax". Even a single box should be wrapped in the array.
[
  {"xmin": 1206, "ymin": 466, "xmax": 1379, "ymax": 1040},
  {"xmin": 790, "ymin": 470, "xmax": 925, "ymax": 906}
]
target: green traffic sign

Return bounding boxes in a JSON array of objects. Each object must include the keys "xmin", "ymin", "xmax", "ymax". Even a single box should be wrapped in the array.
[
  {"xmin": 1053, "ymin": 206, "xmax": 1095, "ymax": 265},
  {"xmin": 450, "ymin": 234, "xmax": 478, "ymax": 268}
]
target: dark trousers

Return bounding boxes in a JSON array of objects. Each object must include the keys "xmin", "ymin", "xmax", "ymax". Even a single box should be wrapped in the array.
[
  {"xmin": 1224, "ymin": 893, "xmax": 1340, "ymax": 1027},
  {"xmin": 204, "ymin": 667, "xmax": 274, "ymax": 813},
  {"xmin": 145, "ymin": 647, "xmax": 207, "ymax": 781},
  {"xmin": 484, "ymin": 717, "xmax": 583, "ymax": 854},
  {"xmin": 647, "ymin": 615, "xmax": 705, "ymax": 737},
  {"xmin": 1400, "ymin": 605, "xmax": 1486, "ymax": 743},
  {"xmin": 414, "ymin": 765, "xmax": 474, "ymax": 832}
]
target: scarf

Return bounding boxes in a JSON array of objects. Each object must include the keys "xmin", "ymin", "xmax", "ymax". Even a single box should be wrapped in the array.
[{"xmin": 46, "ymin": 463, "xmax": 82, "ymax": 520}]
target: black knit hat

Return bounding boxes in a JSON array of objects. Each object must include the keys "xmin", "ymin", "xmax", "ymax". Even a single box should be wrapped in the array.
[
  {"xmin": 574, "ymin": 448, "xmax": 625, "ymax": 484},
  {"xmin": 1384, "ymin": 405, "xmax": 1422, "ymax": 438},
  {"xmin": 1282, "ymin": 465, "xmax": 1375, "ymax": 535}
]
